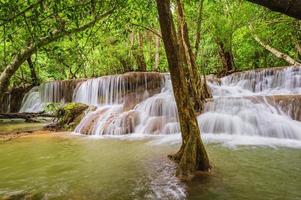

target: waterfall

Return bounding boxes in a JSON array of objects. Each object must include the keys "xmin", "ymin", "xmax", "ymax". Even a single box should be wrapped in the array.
[
  {"xmin": 18, "ymin": 66, "xmax": 301, "ymax": 141},
  {"xmin": 198, "ymin": 66, "xmax": 301, "ymax": 140},
  {"xmin": 199, "ymin": 97, "xmax": 301, "ymax": 139},
  {"xmin": 218, "ymin": 66, "xmax": 301, "ymax": 96},
  {"xmin": 74, "ymin": 72, "xmax": 164, "ymax": 135},
  {"xmin": 19, "ymin": 87, "xmax": 42, "ymax": 113},
  {"xmin": 19, "ymin": 80, "xmax": 84, "ymax": 112}
]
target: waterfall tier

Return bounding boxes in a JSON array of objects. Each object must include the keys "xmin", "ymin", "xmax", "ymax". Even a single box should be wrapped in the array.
[{"xmin": 19, "ymin": 66, "xmax": 301, "ymax": 141}]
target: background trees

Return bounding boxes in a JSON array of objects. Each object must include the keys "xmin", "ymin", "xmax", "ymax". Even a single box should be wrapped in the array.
[{"xmin": 0, "ymin": 0, "xmax": 300, "ymax": 93}]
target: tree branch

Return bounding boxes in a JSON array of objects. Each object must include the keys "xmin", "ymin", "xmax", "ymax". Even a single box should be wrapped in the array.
[
  {"xmin": 247, "ymin": 0, "xmax": 301, "ymax": 20},
  {"xmin": 0, "ymin": 8, "xmax": 115, "ymax": 100},
  {"xmin": 0, "ymin": 0, "xmax": 44, "ymax": 26},
  {"xmin": 130, "ymin": 23, "xmax": 162, "ymax": 38},
  {"xmin": 251, "ymin": 31, "xmax": 300, "ymax": 66}
]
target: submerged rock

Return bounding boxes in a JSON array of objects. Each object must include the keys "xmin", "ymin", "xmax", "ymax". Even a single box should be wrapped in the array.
[{"xmin": 1, "ymin": 190, "xmax": 43, "ymax": 200}]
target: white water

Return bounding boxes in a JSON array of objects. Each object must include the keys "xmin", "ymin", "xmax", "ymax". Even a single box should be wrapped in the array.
[
  {"xmin": 19, "ymin": 66, "xmax": 301, "ymax": 147},
  {"xmin": 19, "ymin": 87, "xmax": 43, "ymax": 113}
]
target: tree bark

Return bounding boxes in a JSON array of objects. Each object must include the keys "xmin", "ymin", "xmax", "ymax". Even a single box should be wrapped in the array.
[
  {"xmin": 216, "ymin": 37, "xmax": 235, "ymax": 76},
  {"xmin": 154, "ymin": 34, "xmax": 161, "ymax": 71},
  {"xmin": 132, "ymin": 32, "xmax": 147, "ymax": 72},
  {"xmin": 156, "ymin": 0, "xmax": 210, "ymax": 180},
  {"xmin": 0, "ymin": 9, "xmax": 114, "ymax": 103},
  {"xmin": 246, "ymin": 0, "xmax": 301, "ymax": 20},
  {"xmin": 27, "ymin": 56, "xmax": 39, "ymax": 86},
  {"xmin": 253, "ymin": 34, "xmax": 301, "ymax": 66},
  {"xmin": 176, "ymin": 0, "xmax": 211, "ymax": 112}
]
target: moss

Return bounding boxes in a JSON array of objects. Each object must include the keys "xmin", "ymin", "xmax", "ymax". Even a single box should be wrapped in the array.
[
  {"xmin": 46, "ymin": 103, "xmax": 90, "ymax": 131},
  {"xmin": 59, "ymin": 103, "xmax": 89, "ymax": 130}
]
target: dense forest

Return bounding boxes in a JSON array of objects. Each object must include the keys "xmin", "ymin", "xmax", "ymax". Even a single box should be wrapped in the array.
[
  {"xmin": 1, "ymin": 0, "xmax": 300, "ymax": 86},
  {"xmin": 0, "ymin": 0, "xmax": 301, "ymax": 199}
]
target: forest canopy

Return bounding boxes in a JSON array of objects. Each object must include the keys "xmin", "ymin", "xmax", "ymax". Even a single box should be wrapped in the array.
[{"xmin": 0, "ymin": 0, "xmax": 300, "ymax": 88}]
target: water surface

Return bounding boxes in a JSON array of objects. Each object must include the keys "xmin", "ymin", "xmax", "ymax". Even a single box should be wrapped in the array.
[{"xmin": 0, "ymin": 135, "xmax": 300, "ymax": 200}]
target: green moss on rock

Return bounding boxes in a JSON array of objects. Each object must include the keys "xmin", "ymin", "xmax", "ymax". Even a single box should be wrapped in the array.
[{"xmin": 46, "ymin": 103, "xmax": 92, "ymax": 131}]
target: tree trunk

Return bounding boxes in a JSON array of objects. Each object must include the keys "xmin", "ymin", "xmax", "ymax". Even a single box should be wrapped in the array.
[
  {"xmin": 138, "ymin": 32, "xmax": 147, "ymax": 71},
  {"xmin": 0, "ymin": 9, "xmax": 114, "ymax": 102},
  {"xmin": 27, "ymin": 56, "xmax": 39, "ymax": 86},
  {"xmin": 132, "ymin": 32, "xmax": 147, "ymax": 71},
  {"xmin": 154, "ymin": 34, "xmax": 161, "ymax": 71},
  {"xmin": 246, "ymin": 0, "xmax": 301, "ymax": 20},
  {"xmin": 216, "ymin": 38, "xmax": 235, "ymax": 76},
  {"xmin": 253, "ymin": 34, "xmax": 301, "ymax": 66},
  {"xmin": 176, "ymin": 0, "xmax": 211, "ymax": 112},
  {"xmin": 156, "ymin": 0, "xmax": 210, "ymax": 180}
]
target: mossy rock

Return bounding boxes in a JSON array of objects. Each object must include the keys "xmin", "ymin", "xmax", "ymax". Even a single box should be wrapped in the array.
[
  {"xmin": 58, "ymin": 103, "xmax": 89, "ymax": 130},
  {"xmin": 46, "ymin": 103, "xmax": 93, "ymax": 131}
]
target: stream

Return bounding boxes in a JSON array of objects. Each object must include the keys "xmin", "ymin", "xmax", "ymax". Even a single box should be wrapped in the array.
[
  {"xmin": 1, "ymin": 66, "xmax": 301, "ymax": 199},
  {"xmin": 0, "ymin": 135, "xmax": 300, "ymax": 200}
]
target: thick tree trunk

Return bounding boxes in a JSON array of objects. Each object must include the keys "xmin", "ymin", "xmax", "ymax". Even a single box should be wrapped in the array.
[
  {"xmin": 246, "ymin": 0, "xmax": 301, "ymax": 20},
  {"xmin": 253, "ymin": 34, "xmax": 301, "ymax": 66},
  {"xmin": 156, "ymin": 0, "xmax": 210, "ymax": 180},
  {"xmin": 27, "ymin": 56, "xmax": 39, "ymax": 86},
  {"xmin": 154, "ymin": 34, "xmax": 161, "ymax": 71},
  {"xmin": 0, "ymin": 9, "xmax": 114, "ymax": 102},
  {"xmin": 216, "ymin": 38, "xmax": 235, "ymax": 76},
  {"xmin": 176, "ymin": 0, "xmax": 211, "ymax": 112}
]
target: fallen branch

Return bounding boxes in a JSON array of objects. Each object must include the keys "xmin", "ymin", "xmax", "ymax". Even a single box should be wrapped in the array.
[{"xmin": 0, "ymin": 112, "xmax": 54, "ymax": 121}]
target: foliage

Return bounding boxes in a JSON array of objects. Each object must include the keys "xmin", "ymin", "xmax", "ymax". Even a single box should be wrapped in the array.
[{"xmin": 0, "ymin": 0, "xmax": 300, "ymax": 88}]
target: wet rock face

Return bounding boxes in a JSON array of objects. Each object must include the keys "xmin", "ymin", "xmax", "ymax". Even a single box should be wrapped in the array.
[
  {"xmin": 266, "ymin": 95, "xmax": 301, "ymax": 122},
  {"xmin": 76, "ymin": 107, "xmax": 139, "ymax": 135},
  {"xmin": 40, "ymin": 79, "xmax": 85, "ymax": 103},
  {"xmin": 73, "ymin": 72, "xmax": 164, "ymax": 106}
]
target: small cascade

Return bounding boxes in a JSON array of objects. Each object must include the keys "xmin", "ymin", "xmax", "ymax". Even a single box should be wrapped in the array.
[
  {"xmin": 40, "ymin": 80, "xmax": 83, "ymax": 103},
  {"xmin": 219, "ymin": 66, "xmax": 301, "ymax": 96},
  {"xmin": 73, "ymin": 72, "xmax": 163, "ymax": 106},
  {"xmin": 19, "ymin": 80, "xmax": 84, "ymax": 112},
  {"xmin": 198, "ymin": 66, "xmax": 301, "ymax": 140},
  {"xmin": 74, "ymin": 72, "xmax": 164, "ymax": 135},
  {"xmin": 133, "ymin": 76, "xmax": 179, "ymax": 134},
  {"xmin": 199, "ymin": 96, "xmax": 301, "ymax": 139},
  {"xmin": 19, "ymin": 87, "xmax": 42, "ymax": 113}
]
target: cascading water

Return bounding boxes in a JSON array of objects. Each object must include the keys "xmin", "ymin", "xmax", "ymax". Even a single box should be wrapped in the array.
[
  {"xmin": 74, "ymin": 72, "xmax": 164, "ymax": 135},
  {"xmin": 19, "ymin": 80, "xmax": 84, "ymax": 112},
  {"xmin": 199, "ymin": 66, "xmax": 301, "ymax": 141},
  {"xmin": 19, "ymin": 66, "xmax": 301, "ymax": 144},
  {"xmin": 19, "ymin": 87, "xmax": 42, "ymax": 113}
]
